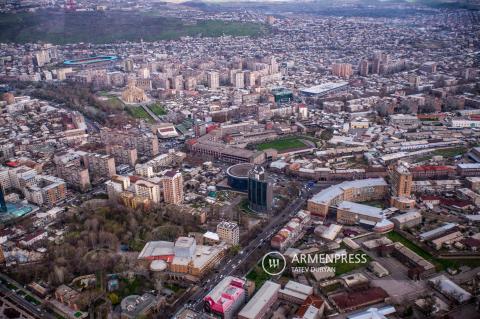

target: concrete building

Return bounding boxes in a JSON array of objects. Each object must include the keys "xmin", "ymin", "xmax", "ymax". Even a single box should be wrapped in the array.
[
  {"xmin": 85, "ymin": 153, "xmax": 116, "ymax": 179},
  {"xmin": 161, "ymin": 171, "xmax": 183, "ymax": 205},
  {"xmin": 217, "ymin": 221, "xmax": 240, "ymax": 245},
  {"xmin": 391, "ymin": 211, "xmax": 422, "ymax": 230},
  {"xmin": 238, "ymin": 281, "xmax": 280, "ymax": 319},
  {"xmin": 203, "ymin": 276, "xmax": 246, "ymax": 319},
  {"xmin": 106, "ymin": 145, "xmax": 137, "ymax": 167},
  {"xmin": 331, "ymin": 63, "xmax": 353, "ymax": 78},
  {"xmin": 24, "ymin": 175, "xmax": 67, "ymax": 207},
  {"xmin": 206, "ymin": 71, "xmax": 219, "ymax": 90},
  {"xmin": 120, "ymin": 293, "xmax": 157, "ymax": 319},
  {"xmin": 307, "ymin": 178, "xmax": 388, "ymax": 217},
  {"xmin": 279, "ymin": 281, "xmax": 313, "ymax": 304},
  {"xmin": 389, "ymin": 163, "xmax": 412, "ymax": 198},
  {"xmin": 336, "ymin": 201, "xmax": 394, "ymax": 232},
  {"xmin": 134, "ymin": 180, "xmax": 161, "ymax": 204}
]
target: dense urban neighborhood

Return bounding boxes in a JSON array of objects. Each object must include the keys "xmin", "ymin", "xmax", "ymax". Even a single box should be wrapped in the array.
[{"xmin": 0, "ymin": 0, "xmax": 480, "ymax": 319}]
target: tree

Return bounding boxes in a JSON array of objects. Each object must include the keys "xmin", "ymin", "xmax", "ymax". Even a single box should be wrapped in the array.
[{"xmin": 107, "ymin": 293, "xmax": 120, "ymax": 305}]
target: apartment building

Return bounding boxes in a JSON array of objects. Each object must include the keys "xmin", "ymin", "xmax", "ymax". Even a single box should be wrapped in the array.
[
  {"xmin": 217, "ymin": 221, "xmax": 240, "ymax": 245},
  {"xmin": 161, "ymin": 171, "xmax": 183, "ymax": 205}
]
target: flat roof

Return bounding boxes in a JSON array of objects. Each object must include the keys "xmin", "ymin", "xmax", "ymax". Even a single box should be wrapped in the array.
[
  {"xmin": 138, "ymin": 241, "xmax": 174, "ymax": 259},
  {"xmin": 338, "ymin": 201, "xmax": 384, "ymax": 218},
  {"xmin": 309, "ymin": 178, "xmax": 387, "ymax": 205},
  {"xmin": 300, "ymin": 81, "xmax": 348, "ymax": 95},
  {"xmin": 238, "ymin": 281, "xmax": 280, "ymax": 319}
]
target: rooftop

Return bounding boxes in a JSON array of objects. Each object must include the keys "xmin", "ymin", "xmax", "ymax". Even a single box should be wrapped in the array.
[{"xmin": 238, "ymin": 281, "xmax": 280, "ymax": 319}]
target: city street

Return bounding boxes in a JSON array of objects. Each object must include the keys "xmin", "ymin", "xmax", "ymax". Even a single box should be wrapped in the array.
[{"xmin": 171, "ymin": 184, "xmax": 325, "ymax": 317}]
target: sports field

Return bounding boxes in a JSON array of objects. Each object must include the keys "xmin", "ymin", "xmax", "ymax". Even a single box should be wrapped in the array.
[{"xmin": 256, "ymin": 137, "xmax": 310, "ymax": 152}]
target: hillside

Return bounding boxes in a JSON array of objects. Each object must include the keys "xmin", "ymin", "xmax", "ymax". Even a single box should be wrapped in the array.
[{"xmin": 0, "ymin": 10, "xmax": 268, "ymax": 44}]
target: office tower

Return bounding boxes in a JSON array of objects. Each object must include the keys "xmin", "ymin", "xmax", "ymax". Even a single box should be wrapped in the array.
[
  {"xmin": 0, "ymin": 185, "xmax": 7, "ymax": 213},
  {"xmin": 161, "ymin": 171, "xmax": 184, "ymax": 205},
  {"xmin": 207, "ymin": 71, "xmax": 219, "ymax": 90},
  {"xmin": 0, "ymin": 143, "xmax": 14, "ymax": 162},
  {"xmin": 331, "ymin": 63, "xmax": 353, "ymax": 78},
  {"xmin": 247, "ymin": 165, "xmax": 273, "ymax": 213},
  {"xmin": 359, "ymin": 59, "xmax": 369, "ymax": 76},
  {"xmin": 389, "ymin": 163, "xmax": 412, "ymax": 198},
  {"xmin": 217, "ymin": 221, "xmax": 240, "ymax": 245}
]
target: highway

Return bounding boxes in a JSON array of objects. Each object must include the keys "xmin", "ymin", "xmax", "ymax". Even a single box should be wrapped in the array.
[{"xmin": 171, "ymin": 184, "xmax": 326, "ymax": 317}]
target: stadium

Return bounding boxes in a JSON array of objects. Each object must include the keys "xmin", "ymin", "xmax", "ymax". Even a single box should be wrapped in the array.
[{"xmin": 63, "ymin": 55, "xmax": 119, "ymax": 66}]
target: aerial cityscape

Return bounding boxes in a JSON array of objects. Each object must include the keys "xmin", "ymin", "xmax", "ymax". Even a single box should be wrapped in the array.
[{"xmin": 0, "ymin": 0, "xmax": 480, "ymax": 318}]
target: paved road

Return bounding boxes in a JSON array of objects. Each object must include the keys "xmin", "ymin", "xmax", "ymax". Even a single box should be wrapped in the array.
[
  {"xmin": 170, "ymin": 184, "xmax": 326, "ymax": 318},
  {"xmin": 141, "ymin": 103, "xmax": 161, "ymax": 122},
  {"xmin": 0, "ymin": 273, "xmax": 54, "ymax": 319}
]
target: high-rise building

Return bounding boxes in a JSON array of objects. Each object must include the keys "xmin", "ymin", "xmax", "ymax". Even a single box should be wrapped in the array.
[
  {"xmin": 124, "ymin": 59, "xmax": 134, "ymax": 72},
  {"xmin": 161, "ymin": 171, "xmax": 184, "ymax": 205},
  {"xmin": 84, "ymin": 153, "xmax": 116, "ymax": 180},
  {"xmin": 54, "ymin": 151, "xmax": 91, "ymax": 192},
  {"xmin": 231, "ymin": 71, "xmax": 244, "ymax": 89},
  {"xmin": 0, "ymin": 184, "xmax": 7, "ymax": 213},
  {"xmin": 207, "ymin": 71, "xmax": 220, "ymax": 90},
  {"xmin": 106, "ymin": 175, "xmax": 131, "ymax": 200},
  {"xmin": 106, "ymin": 145, "xmax": 137, "ymax": 167},
  {"xmin": 389, "ymin": 163, "xmax": 412, "ymax": 198},
  {"xmin": 359, "ymin": 59, "xmax": 369, "ymax": 76},
  {"xmin": 331, "ymin": 63, "xmax": 353, "ymax": 78},
  {"xmin": 409, "ymin": 75, "xmax": 420, "ymax": 89},
  {"xmin": 135, "ymin": 180, "xmax": 161, "ymax": 204},
  {"xmin": 217, "ymin": 221, "xmax": 240, "ymax": 245},
  {"xmin": 244, "ymin": 71, "xmax": 257, "ymax": 87},
  {"xmin": 0, "ymin": 143, "xmax": 14, "ymax": 162},
  {"xmin": 24, "ymin": 175, "xmax": 67, "ymax": 207},
  {"xmin": 170, "ymin": 75, "xmax": 184, "ymax": 90},
  {"xmin": 248, "ymin": 165, "xmax": 273, "ymax": 213}
]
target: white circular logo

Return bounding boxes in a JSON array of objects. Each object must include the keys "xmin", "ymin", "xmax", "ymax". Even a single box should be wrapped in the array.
[{"xmin": 261, "ymin": 251, "xmax": 286, "ymax": 276}]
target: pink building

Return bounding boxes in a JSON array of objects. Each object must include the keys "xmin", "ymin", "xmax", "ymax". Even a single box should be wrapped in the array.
[{"xmin": 203, "ymin": 276, "xmax": 246, "ymax": 319}]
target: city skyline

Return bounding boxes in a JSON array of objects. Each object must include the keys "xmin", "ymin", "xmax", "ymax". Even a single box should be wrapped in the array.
[{"xmin": 0, "ymin": 0, "xmax": 479, "ymax": 318}]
